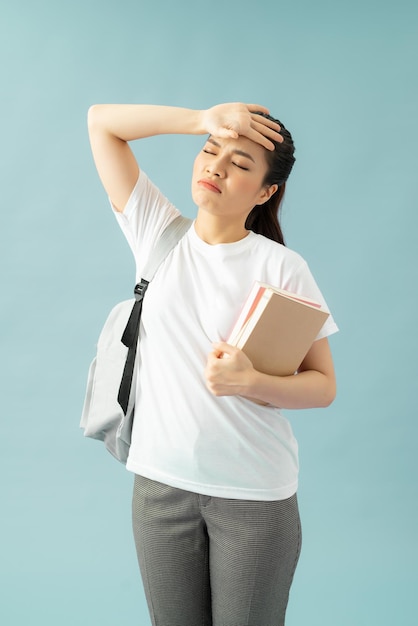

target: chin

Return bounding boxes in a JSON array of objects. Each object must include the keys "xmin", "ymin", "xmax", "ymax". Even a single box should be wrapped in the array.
[{"xmin": 192, "ymin": 191, "xmax": 218, "ymax": 212}]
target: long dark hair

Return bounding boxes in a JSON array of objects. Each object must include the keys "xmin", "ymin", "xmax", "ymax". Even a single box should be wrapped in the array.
[{"xmin": 245, "ymin": 113, "xmax": 295, "ymax": 245}]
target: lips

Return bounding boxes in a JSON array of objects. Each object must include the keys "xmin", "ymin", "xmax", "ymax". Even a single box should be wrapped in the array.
[{"xmin": 197, "ymin": 179, "xmax": 221, "ymax": 193}]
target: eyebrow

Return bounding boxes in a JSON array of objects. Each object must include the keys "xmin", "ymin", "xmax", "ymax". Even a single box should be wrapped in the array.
[{"xmin": 207, "ymin": 137, "xmax": 255, "ymax": 163}]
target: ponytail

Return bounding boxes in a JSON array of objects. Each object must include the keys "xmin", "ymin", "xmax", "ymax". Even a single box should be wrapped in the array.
[
  {"xmin": 245, "ymin": 183, "xmax": 286, "ymax": 245},
  {"xmin": 246, "ymin": 114, "xmax": 295, "ymax": 245}
]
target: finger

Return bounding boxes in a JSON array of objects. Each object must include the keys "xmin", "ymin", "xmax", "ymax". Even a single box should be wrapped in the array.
[
  {"xmin": 246, "ymin": 103, "xmax": 271, "ymax": 115},
  {"xmin": 252, "ymin": 119, "xmax": 284, "ymax": 141},
  {"xmin": 209, "ymin": 347, "xmax": 223, "ymax": 360},
  {"xmin": 250, "ymin": 113, "xmax": 281, "ymax": 132},
  {"xmin": 248, "ymin": 124, "xmax": 284, "ymax": 149},
  {"xmin": 246, "ymin": 129, "xmax": 279, "ymax": 150},
  {"xmin": 213, "ymin": 341, "xmax": 234, "ymax": 355}
]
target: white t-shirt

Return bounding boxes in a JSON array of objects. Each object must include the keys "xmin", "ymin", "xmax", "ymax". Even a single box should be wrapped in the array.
[{"xmin": 113, "ymin": 171, "xmax": 338, "ymax": 500}]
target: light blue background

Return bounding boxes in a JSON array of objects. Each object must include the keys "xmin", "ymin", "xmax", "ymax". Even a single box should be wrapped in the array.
[{"xmin": 1, "ymin": 1, "xmax": 417, "ymax": 624}]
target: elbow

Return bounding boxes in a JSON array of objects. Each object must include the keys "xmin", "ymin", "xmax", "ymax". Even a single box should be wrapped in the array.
[
  {"xmin": 320, "ymin": 379, "xmax": 337, "ymax": 408},
  {"xmin": 87, "ymin": 104, "xmax": 108, "ymax": 133},
  {"xmin": 320, "ymin": 394, "xmax": 336, "ymax": 409},
  {"xmin": 87, "ymin": 104, "xmax": 100, "ymax": 130}
]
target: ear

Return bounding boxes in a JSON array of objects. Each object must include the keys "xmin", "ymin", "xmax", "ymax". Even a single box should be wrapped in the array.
[{"xmin": 256, "ymin": 183, "xmax": 278, "ymax": 206}]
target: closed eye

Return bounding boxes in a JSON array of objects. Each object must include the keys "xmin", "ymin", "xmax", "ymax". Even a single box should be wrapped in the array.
[{"xmin": 203, "ymin": 147, "xmax": 250, "ymax": 170}]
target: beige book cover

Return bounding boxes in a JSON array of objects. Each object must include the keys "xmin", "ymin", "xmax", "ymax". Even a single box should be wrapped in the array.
[{"xmin": 227, "ymin": 282, "xmax": 330, "ymax": 376}]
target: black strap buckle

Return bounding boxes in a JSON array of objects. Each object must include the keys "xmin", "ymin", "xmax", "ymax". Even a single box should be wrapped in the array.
[{"xmin": 134, "ymin": 279, "xmax": 149, "ymax": 301}]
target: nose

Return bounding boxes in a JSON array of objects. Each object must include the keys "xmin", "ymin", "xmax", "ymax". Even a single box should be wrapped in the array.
[{"xmin": 205, "ymin": 155, "xmax": 225, "ymax": 178}]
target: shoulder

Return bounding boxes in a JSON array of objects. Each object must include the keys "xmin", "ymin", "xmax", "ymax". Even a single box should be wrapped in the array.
[
  {"xmin": 113, "ymin": 170, "xmax": 182, "ymax": 273},
  {"xmin": 120, "ymin": 170, "xmax": 176, "ymax": 218},
  {"xmin": 251, "ymin": 232, "xmax": 307, "ymax": 268}
]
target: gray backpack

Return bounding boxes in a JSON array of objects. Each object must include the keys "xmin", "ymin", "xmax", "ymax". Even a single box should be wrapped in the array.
[{"xmin": 80, "ymin": 215, "xmax": 191, "ymax": 463}]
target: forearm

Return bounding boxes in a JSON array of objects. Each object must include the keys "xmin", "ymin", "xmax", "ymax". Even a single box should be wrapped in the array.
[
  {"xmin": 87, "ymin": 104, "xmax": 205, "ymax": 142},
  {"xmin": 244, "ymin": 368, "xmax": 336, "ymax": 409},
  {"xmin": 87, "ymin": 101, "xmax": 283, "ymax": 211},
  {"xmin": 206, "ymin": 338, "xmax": 337, "ymax": 409}
]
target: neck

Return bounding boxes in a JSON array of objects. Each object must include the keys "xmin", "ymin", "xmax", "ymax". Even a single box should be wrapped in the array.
[{"xmin": 194, "ymin": 213, "xmax": 249, "ymax": 245}]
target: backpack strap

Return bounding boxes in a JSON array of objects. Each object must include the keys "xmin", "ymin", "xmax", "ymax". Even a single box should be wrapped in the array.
[
  {"xmin": 117, "ymin": 215, "xmax": 192, "ymax": 414},
  {"xmin": 142, "ymin": 215, "xmax": 192, "ymax": 280}
]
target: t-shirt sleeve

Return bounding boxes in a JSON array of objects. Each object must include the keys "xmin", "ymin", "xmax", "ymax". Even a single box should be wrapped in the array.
[
  {"xmin": 284, "ymin": 258, "xmax": 339, "ymax": 340},
  {"xmin": 111, "ymin": 171, "xmax": 181, "ymax": 277}
]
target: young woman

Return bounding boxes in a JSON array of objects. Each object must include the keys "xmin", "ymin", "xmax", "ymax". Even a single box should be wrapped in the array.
[{"xmin": 88, "ymin": 102, "xmax": 338, "ymax": 626}]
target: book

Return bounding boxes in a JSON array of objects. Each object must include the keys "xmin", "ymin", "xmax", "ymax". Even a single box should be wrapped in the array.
[{"xmin": 227, "ymin": 281, "xmax": 330, "ymax": 376}]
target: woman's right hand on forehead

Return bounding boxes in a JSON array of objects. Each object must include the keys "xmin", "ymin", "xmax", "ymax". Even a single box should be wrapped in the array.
[{"xmin": 200, "ymin": 103, "xmax": 283, "ymax": 150}]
